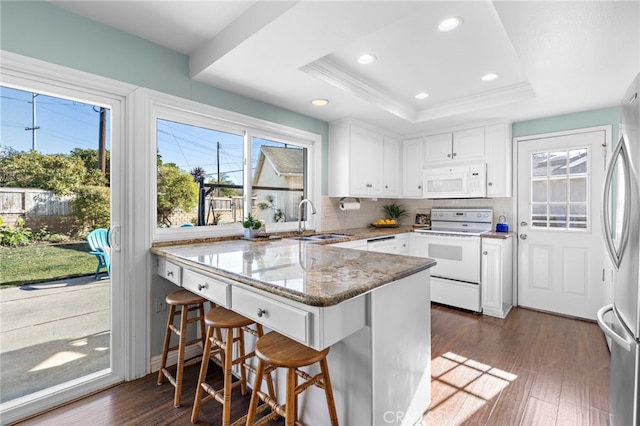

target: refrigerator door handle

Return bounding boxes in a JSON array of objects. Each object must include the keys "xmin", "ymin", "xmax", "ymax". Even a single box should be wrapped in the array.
[
  {"xmin": 597, "ymin": 304, "xmax": 632, "ymax": 352},
  {"xmin": 601, "ymin": 136, "xmax": 631, "ymax": 270}
]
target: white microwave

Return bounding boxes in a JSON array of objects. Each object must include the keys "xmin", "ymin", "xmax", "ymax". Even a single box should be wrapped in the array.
[{"xmin": 422, "ymin": 164, "xmax": 487, "ymax": 199}]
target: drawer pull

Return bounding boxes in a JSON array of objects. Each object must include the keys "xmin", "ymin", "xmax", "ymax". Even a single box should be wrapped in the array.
[
  {"xmin": 167, "ymin": 271, "xmax": 173, "ymax": 277},
  {"xmin": 198, "ymin": 283, "xmax": 208, "ymax": 291},
  {"xmin": 256, "ymin": 308, "xmax": 267, "ymax": 318}
]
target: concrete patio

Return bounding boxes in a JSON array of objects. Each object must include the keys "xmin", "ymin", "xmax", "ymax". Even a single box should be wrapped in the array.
[{"xmin": 0, "ymin": 275, "xmax": 110, "ymax": 403}]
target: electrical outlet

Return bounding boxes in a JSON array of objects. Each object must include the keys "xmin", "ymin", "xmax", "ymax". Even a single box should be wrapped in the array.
[{"xmin": 155, "ymin": 297, "xmax": 167, "ymax": 313}]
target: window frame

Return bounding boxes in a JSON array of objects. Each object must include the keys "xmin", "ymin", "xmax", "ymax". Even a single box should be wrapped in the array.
[
  {"xmin": 145, "ymin": 90, "xmax": 321, "ymax": 243},
  {"xmin": 528, "ymin": 146, "xmax": 591, "ymax": 232}
]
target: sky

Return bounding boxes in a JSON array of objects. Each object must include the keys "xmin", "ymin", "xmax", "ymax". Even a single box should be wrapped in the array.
[
  {"xmin": 1, "ymin": 86, "xmax": 110, "ymax": 155},
  {"xmin": 0, "ymin": 85, "xmax": 275, "ymax": 186}
]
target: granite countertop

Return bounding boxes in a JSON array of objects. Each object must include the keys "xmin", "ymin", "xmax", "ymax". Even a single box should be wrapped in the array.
[
  {"xmin": 151, "ymin": 235, "xmax": 435, "ymax": 307},
  {"xmin": 482, "ymin": 231, "xmax": 516, "ymax": 239}
]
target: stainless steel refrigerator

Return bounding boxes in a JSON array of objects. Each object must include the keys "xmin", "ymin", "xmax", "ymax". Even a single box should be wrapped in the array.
[{"xmin": 598, "ymin": 72, "xmax": 640, "ymax": 426}]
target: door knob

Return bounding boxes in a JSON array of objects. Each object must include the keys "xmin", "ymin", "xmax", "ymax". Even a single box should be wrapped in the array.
[
  {"xmin": 520, "ymin": 234, "xmax": 528, "ymax": 240},
  {"xmin": 520, "ymin": 221, "xmax": 528, "ymax": 227}
]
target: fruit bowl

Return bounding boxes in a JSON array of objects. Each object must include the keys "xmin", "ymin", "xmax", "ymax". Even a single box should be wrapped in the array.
[
  {"xmin": 370, "ymin": 220, "xmax": 400, "ymax": 228},
  {"xmin": 370, "ymin": 223, "xmax": 400, "ymax": 228}
]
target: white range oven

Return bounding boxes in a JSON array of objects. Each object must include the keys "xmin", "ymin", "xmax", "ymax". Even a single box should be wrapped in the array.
[{"xmin": 412, "ymin": 208, "xmax": 492, "ymax": 312}]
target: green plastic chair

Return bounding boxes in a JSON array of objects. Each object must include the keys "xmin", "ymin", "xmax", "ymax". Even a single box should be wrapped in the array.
[{"xmin": 87, "ymin": 228, "xmax": 110, "ymax": 278}]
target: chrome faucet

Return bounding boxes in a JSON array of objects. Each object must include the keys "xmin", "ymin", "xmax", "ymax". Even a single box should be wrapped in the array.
[{"xmin": 297, "ymin": 199, "xmax": 316, "ymax": 234}]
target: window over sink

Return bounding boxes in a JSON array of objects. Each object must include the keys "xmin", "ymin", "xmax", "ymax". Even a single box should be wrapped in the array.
[{"xmin": 148, "ymin": 91, "xmax": 320, "ymax": 241}]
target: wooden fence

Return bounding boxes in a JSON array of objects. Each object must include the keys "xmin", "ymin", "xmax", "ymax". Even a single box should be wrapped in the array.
[{"xmin": 0, "ymin": 188, "xmax": 75, "ymax": 234}]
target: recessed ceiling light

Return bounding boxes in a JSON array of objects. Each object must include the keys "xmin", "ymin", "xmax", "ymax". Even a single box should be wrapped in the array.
[
  {"xmin": 415, "ymin": 92, "xmax": 430, "ymax": 100},
  {"xmin": 481, "ymin": 73, "xmax": 499, "ymax": 81},
  {"xmin": 438, "ymin": 17, "xmax": 463, "ymax": 32},
  {"xmin": 311, "ymin": 99, "xmax": 329, "ymax": 106},
  {"xmin": 357, "ymin": 54, "xmax": 377, "ymax": 65}
]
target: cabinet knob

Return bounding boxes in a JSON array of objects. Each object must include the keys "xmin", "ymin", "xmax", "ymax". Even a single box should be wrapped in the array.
[
  {"xmin": 257, "ymin": 308, "xmax": 266, "ymax": 318},
  {"xmin": 167, "ymin": 271, "xmax": 173, "ymax": 277},
  {"xmin": 418, "ymin": 185, "xmax": 422, "ymax": 189},
  {"xmin": 198, "ymin": 283, "xmax": 208, "ymax": 291},
  {"xmin": 452, "ymin": 152, "xmax": 457, "ymax": 157},
  {"xmin": 385, "ymin": 185, "xmax": 388, "ymax": 189},
  {"xmin": 488, "ymin": 182, "xmax": 493, "ymax": 186},
  {"xmin": 483, "ymin": 251, "xmax": 488, "ymax": 255},
  {"xmin": 447, "ymin": 153, "xmax": 451, "ymax": 158}
]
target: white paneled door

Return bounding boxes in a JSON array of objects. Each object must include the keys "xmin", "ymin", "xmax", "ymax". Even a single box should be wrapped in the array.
[{"xmin": 517, "ymin": 128, "xmax": 608, "ymax": 320}]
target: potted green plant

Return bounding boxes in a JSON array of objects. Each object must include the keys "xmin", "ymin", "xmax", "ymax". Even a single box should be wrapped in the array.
[
  {"xmin": 381, "ymin": 203, "xmax": 408, "ymax": 224},
  {"xmin": 242, "ymin": 212, "xmax": 263, "ymax": 238}
]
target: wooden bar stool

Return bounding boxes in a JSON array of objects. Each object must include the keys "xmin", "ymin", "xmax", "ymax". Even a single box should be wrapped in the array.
[
  {"xmin": 157, "ymin": 289, "xmax": 207, "ymax": 408},
  {"xmin": 246, "ymin": 331, "xmax": 339, "ymax": 426},
  {"xmin": 191, "ymin": 307, "xmax": 275, "ymax": 425}
]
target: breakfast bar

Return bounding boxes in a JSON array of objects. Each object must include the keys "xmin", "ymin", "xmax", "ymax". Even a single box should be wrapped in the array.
[{"xmin": 152, "ymin": 238, "xmax": 435, "ymax": 425}]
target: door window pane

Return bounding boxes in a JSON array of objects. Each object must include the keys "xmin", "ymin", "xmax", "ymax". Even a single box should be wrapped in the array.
[
  {"xmin": 531, "ymin": 204, "xmax": 548, "ymax": 228},
  {"xmin": 531, "ymin": 181, "xmax": 547, "ymax": 202},
  {"xmin": 0, "ymin": 86, "xmax": 112, "ymax": 404},
  {"xmin": 531, "ymin": 152, "xmax": 548, "ymax": 176},
  {"xmin": 549, "ymin": 204, "xmax": 567, "ymax": 228},
  {"xmin": 529, "ymin": 147, "xmax": 590, "ymax": 231},
  {"xmin": 569, "ymin": 177, "xmax": 587, "ymax": 202},
  {"xmin": 549, "ymin": 151, "xmax": 568, "ymax": 176},
  {"xmin": 549, "ymin": 178, "xmax": 568, "ymax": 202}
]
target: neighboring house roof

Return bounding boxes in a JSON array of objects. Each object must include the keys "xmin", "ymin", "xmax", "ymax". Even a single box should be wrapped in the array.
[{"xmin": 253, "ymin": 146, "xmax": 304, "ymax": 185}]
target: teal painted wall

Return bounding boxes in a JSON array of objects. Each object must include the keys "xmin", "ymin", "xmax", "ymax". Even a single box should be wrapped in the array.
[
  {"xmin": 513, "ymin": 106, "xmax": 621, "ymax": 143},
  {"xmin": 0, "ymin": 1, "xmax": 329, "ymax": 192}
]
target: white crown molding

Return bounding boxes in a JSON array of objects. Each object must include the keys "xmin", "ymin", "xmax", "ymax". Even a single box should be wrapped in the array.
[
  {"xmin": 300, "ymin": 57, "xmax": 416, "ymax": 122},
  {"xmin": 415, "ymin": 82, "xmax": 536, "ymax": 122},
  {"xmin": 301, "ymin": 55, "xmax": 535, "ymax": 125}
]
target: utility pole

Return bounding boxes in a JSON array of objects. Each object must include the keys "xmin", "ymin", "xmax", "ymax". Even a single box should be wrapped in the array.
[
  {"xmin": 217, "ymin": 141, "xmax": 221, "ymax": 197},
  {"xmin": 98, "ymin": 107, "xmax": 107, "ymax": 175},
  {"xmin": 24, "ymin": 93, "xmax": 40, "ymax": 151}
]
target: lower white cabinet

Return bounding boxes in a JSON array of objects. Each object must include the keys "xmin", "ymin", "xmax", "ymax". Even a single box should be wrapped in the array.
[
  {"xmin": 481, "ymin": 236, "xmax": 513, "ymax": 318},
  {"xmin": 182, "ymin": 268, "xmax": 231, "ymax": 307},
  {"xmin": 366, "ymin": 234, "xmax": 408, "ymax": 255}
]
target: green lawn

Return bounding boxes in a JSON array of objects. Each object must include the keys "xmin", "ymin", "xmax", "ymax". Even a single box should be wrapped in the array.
[{"xmin": 0, "ymin": 243, "xmax": 98, "ymax": 287}]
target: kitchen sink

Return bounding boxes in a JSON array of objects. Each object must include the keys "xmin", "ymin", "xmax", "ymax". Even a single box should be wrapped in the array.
[{"xmin": 288, "ymin": 233, "xmax": 350, "ymax": 242}]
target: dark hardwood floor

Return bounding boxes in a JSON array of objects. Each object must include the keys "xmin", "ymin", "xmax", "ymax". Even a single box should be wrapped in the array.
[
  {"xmin": 427, "ymin": 305, "xmax": 610, "ymax": 426},
  {"xmin": 15, "ymin": 305, "xmax": 610, "ymax": 426}
]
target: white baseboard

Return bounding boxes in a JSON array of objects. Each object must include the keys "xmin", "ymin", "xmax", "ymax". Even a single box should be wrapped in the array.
[{"xmin": 150, "ymin": 343, "xmax": 203, "ymax": 373}]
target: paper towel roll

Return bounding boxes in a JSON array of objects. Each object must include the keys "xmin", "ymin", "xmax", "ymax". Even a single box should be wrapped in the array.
[{"xmin": 339, "ymin": 201, "xmax": 361, "ymax": 210}]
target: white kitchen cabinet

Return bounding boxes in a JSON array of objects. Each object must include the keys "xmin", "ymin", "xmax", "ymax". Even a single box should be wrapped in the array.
[
  {"xmin": 409, "ymin": 232, "xmax": 429, "ymax": 257},
  {"xmin": 367, "ymin": 234, "xmax": 409, "ymax": 255},
  {"xmin": 481, "ymin": 236, "xmax": 513, "ymax": 318},
  {"xmin": 423, "ymin": 127, "xmax": 485, "ymax": 164},
  {"xmin": 157, "ymin": 257, "xmax": 181, "ymax": 286},
  {"xmin": 329, "ymin": 119, "xmax": 399, "ymax": 198},
  {"xmin": 402, "ymin": 137, "xmax": 424, "ymax": 197},
  {"xmin": 485, "ymin": 122, "xmax": 512, "ymax": 197},
  {"xmin": 382, "ymin": 136, "xmax": 400, "ymax": 197},
  {"xmin": 331, "ymin": 239, "xmax": 368, "ymax": 250}
]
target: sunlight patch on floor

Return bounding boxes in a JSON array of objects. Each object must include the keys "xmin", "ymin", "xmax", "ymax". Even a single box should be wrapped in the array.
[
  {"xmin": 29, "ymin": 351, "xmax": 87, "ymax": 372},
  {"xmin": 424, "ymin": 352, "xmax": 517, "ymax": 425}
]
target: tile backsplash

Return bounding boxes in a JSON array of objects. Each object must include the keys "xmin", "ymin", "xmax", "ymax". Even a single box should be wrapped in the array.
[{"xmin": 320, "ymin": 196, "xmax": 514, "ymax": 232}]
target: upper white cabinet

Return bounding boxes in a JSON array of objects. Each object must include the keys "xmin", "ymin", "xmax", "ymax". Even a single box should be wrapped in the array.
[
  {"xmin": 485, "ymin": 123, "xmax": 512, "ymax": 197},
  {"xmin": 404, "ymin": 122, "xmax": 511, "ymax": 198},
  {"xmin": 329, "ymin": 120, "xmax": 399, "ymax": 198},
  {"xmin": 402, "ymin": 137, "xmax": 423, "ymax": 198},
  {"xmin": 423, "ymin": 127, "xmax": 485, "ymax": 164},
  {"xmin": 382, "ymin": 136, "xmax": 400, "ymax": 197}
]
